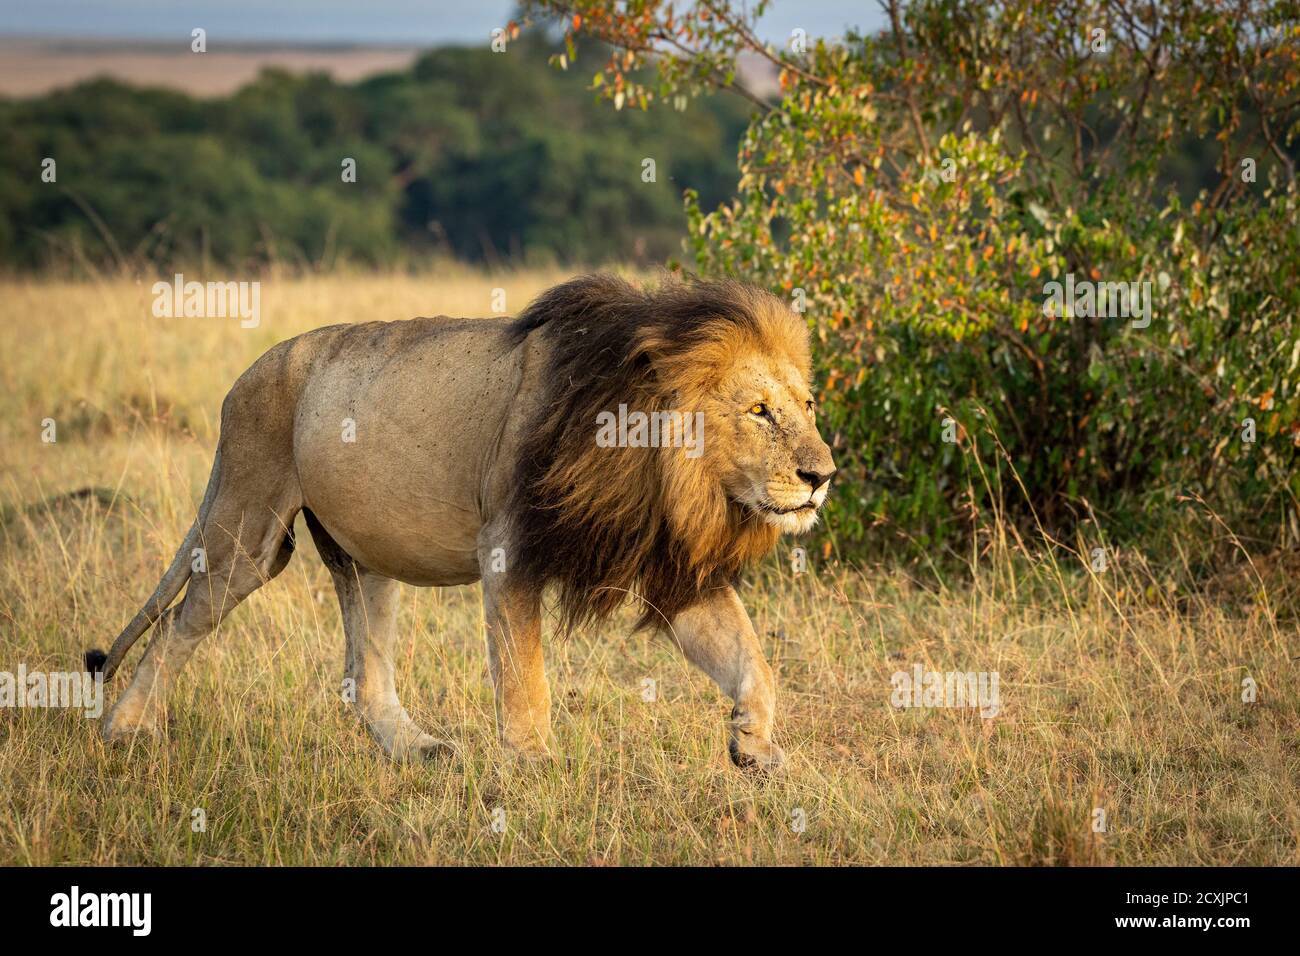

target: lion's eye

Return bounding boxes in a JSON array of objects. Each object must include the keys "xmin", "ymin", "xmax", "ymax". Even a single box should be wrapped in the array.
[{"xmin": 748, "ymin": 402, "xmax": 768, "ymax": 417}]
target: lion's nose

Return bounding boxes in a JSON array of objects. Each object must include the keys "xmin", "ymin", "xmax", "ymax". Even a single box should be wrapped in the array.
[{"xmin": 796, "ymin": 467, "xmax": 836, "ymax": 491}]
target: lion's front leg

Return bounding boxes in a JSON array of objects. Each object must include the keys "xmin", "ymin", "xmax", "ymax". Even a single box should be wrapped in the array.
[
  {"xmin": 670, "ymin": 585, "xmax": 785, "ymax": 771},
  {"xmin": 479, "ymin": 530, "xmax": 552, "ymax": 760}
]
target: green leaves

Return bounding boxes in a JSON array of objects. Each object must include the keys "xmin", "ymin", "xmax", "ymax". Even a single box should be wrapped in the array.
[
  {"xmin": 555, "ymin": 0, "xmax": 1300, "ymax": 553},
  {"xmin": 0, "ymin": 31, "xmax": 753, "ymax": 271}
]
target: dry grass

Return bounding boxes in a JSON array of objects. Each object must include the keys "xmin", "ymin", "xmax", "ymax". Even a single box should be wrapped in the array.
[{"xmin": 0, "ymin": 270, "xmax": 1297, "ymax": 865}]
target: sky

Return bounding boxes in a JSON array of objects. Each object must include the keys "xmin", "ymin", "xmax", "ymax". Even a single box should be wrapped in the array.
[{"xmin": 0, "ymin": 1, "xmax": 884, "ymax": 45}]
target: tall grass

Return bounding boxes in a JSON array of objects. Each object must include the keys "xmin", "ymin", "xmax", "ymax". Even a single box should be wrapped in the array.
[{"xmin": 0, "ymin": 270, "xmax": 1296, "ymax": 865}]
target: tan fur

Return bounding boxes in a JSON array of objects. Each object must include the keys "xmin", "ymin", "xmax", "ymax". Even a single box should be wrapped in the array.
[
  {"xmin": 649, "ymin": 292, "xmax": 813, "ymax": 585},
  {"xmin": 91, "ymin": 274, "xmax": 835, "ymax": 769}
]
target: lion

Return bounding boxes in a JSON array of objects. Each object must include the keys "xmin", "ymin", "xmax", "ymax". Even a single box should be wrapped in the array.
[{"xmin": 86, "ymin": 273, "xmax": 836, "ymax": 770}]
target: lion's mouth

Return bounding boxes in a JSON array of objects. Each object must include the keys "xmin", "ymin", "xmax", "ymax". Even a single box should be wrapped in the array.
[{"xmin": 749, "ymin": 499, "xmax": 818, "ymax": 516}]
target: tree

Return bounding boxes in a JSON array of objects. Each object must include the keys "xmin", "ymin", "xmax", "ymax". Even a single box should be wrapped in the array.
[{"xmin": 531, "ymin": 0, "xmax": 1300, "ymax": 556}]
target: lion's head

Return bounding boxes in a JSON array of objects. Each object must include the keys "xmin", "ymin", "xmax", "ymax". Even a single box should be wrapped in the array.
[{"xmin": 507, "ymin": 273, "xmax": 836, "ymax": 631}]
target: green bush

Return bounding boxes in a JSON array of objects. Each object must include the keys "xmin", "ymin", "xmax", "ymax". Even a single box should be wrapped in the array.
[{"xmin": 541, "ymin": 0, "xmax": 1300, "ymax": 556}]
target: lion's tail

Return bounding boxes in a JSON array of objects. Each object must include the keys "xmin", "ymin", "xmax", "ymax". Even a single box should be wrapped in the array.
[{"xmin": 85, "ymin": 450, "xmax": 222, "ymax": 682}]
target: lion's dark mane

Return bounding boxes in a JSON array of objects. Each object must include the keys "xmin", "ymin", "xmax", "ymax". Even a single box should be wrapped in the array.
[{"xmin": 504, "ymin": 272, "xmax": 785, "ymax": 631}]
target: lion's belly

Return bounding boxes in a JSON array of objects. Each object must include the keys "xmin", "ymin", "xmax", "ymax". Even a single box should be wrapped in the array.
[
  {"xmin": 290, "ymin": 317, "xmax": 523, "ymax": 587},
  {"xmin": 304, "ymin": 499, "xmax": 483, "ymax": 587}
]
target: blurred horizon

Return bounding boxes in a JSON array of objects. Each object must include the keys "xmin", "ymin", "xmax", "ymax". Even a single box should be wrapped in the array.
[
  {"xmin": 0, "ymin": 1, "xmax": 883, "ymax": 46},
  {"xmin": 0, "ymin": 1, "xmax": 883, "ymax": 99}
]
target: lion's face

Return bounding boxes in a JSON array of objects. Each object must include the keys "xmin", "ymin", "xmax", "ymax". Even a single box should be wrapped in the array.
[
  {"xmin": 513, "ymin": 273, "xmax": 834, "ymax": 628},
  {"xmin": 707, "ymin": 353, "xmax": 836, "ymax": 535}
]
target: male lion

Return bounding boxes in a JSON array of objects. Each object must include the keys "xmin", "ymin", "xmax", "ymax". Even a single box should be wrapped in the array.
[{"xmin": 86, "ymin": 274, "xmax": 836, "ymax": 770}]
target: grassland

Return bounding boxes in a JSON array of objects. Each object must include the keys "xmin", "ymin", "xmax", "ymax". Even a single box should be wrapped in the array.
[{"xmin": 0, "ymin": 269, "xmax": 1296, "ymax": 865}]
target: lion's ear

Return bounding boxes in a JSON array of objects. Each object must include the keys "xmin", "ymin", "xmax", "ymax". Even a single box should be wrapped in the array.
[
  {"xmin": 633, "ymin": 326, "xmax": 675, "ymax": 364},
  {"xmin": 631, "ymin": 328, "xmax": 689, "ymax": 397},
  {"xmin": 640, "ymin": 321, "xmax": 739, "ymax": 393}
]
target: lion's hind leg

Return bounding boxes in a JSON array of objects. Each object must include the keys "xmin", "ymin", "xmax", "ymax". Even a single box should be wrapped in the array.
[
  {"xmin": 303, "ymin": 510, "xmax": 453, "ymax": 763},
  {"xmin": 101, "ymin": 497, "xmax": 300, "ymax": 743}
]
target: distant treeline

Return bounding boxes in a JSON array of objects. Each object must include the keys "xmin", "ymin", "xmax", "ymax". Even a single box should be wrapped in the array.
[{"xmin": 0, "ymin": 34, "xmax": 752, "ymax": 271}]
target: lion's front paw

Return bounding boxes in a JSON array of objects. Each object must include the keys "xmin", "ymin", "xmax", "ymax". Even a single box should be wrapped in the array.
[
  {"xmin": 729, "ymin": 732, "xmax": 785, "ymax": 772},
  {"xmin": 100, "ymin": 699, "xmax": 161, "ymax": 744},
  {"xmin": 391, "ymin": 734, "xmax": 459, "ymax": 764},
  {"xmin": 502, "ymin": 738, "xmax": 557, "ymax": 769},
  {"xmin": 416, "ymin": 739, "xmax": 459, "ymax": 762}
]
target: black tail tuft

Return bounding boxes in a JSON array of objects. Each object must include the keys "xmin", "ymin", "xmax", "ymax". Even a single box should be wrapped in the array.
[{"xmin": 85, "ymin": 648, "xmax": 107, "ymax": 674}]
